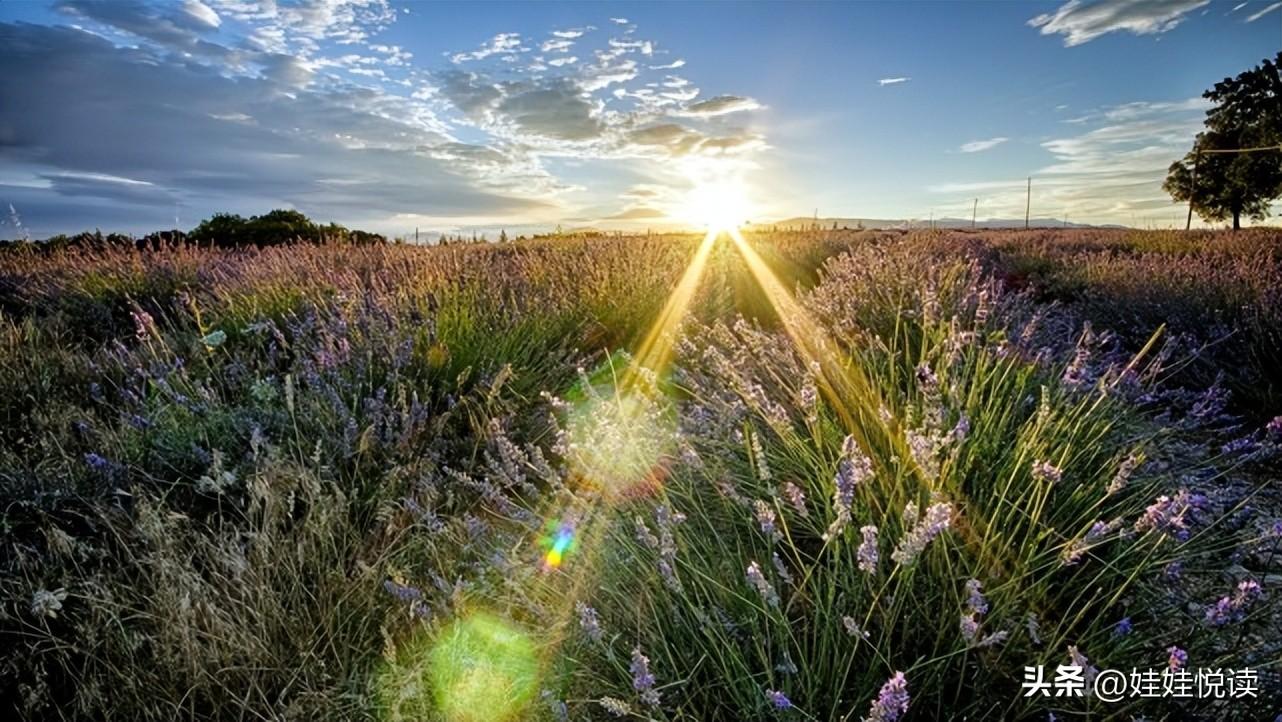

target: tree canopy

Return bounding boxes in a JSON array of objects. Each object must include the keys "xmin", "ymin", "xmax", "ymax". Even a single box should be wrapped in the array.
[
  {"xmin": 187, "ymin": 209, "xmax": 386, "ymax": 248},
  {"xmin": 1164, "ymin": 52, "xmax": 1282, "ymax": 229}
]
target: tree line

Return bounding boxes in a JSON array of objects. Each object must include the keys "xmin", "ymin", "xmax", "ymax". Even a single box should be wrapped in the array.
[{"xmin": 0, "ymin": 209, "xmax": 388, "ymax": 252}]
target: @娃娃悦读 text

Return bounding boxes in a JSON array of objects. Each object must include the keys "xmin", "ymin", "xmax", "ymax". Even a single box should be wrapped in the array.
[{"xmin": 1021, "ymin": 664, "xmax": 1260, "ymax": 702}]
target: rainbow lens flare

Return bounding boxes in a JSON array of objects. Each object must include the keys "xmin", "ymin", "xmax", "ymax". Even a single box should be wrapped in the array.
[{"xmin": 539, "ymin": 517, "xmax": 578, "ymax": 570}]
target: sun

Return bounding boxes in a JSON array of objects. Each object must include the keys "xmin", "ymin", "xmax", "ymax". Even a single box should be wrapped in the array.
[{"xmin": 684, "ymin": 179, "xmax": 751, "ymax": 233}]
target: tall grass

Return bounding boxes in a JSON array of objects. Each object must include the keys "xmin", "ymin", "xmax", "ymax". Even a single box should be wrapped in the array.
[{"xmin": 1, "ymin": 230, "xmax": 1277, "ymax": 720}]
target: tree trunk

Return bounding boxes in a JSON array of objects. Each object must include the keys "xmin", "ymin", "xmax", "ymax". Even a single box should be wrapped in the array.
[{"xmin": 1233, "ymin": 209, "xmax": 1241, "ymax": 230}]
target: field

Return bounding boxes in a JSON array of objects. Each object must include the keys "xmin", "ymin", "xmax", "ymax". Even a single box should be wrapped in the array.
[{"xmin": 1, "ymin": 228, "xmax": 1280, "ymax": 721}]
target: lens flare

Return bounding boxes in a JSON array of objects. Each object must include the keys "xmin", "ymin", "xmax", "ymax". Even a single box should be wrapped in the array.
[
  {"xmin": 559, "ymin": 355, "xmax": 678, "ymax": 499},
  {"xmin": 426, "ymin": 613, "xmax": 540, "ymax": 722},
  {"xmin": 539, "ymin": 516, "xmax": 578, "ymax": 570}
]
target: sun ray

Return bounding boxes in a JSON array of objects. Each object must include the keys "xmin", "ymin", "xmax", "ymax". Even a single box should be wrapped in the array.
[
  {"xmin": 725, "ymin": 226, "xmax": 1009, "ymax": 578},
  {"xmin": 627, "ymin": 228, "xmax": 719, "ymax": 381}
]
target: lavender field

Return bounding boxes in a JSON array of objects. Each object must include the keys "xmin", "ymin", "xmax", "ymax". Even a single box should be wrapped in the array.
[{"xmin": 0, "ymin": 228, "xmax": 1279, "ymax": 720}]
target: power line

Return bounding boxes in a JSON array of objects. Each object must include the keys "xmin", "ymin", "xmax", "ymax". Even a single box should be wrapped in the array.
[
  {"xmin": 1195, "ymin": 144, "xmax": 1282, "ymax": 154},
  {"xmin": 1184, "ymin": 144, "xmax": 1282, "ymax": 229}
]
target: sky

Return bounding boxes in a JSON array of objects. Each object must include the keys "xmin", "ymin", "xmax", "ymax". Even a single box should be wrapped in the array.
[{"xmin": 0, "ymin": 0, "xmax": 1279, "ymax": 239}]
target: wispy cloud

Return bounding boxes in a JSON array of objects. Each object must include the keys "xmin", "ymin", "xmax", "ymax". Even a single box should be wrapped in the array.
[
  {"xmin": 931, "ymin": 97, "xmax": 1206, "ymax": 224},
  {"xmin": 1246, "ymin": 1, "xmax": 1282, "ymax": 22},
  {"xmin": 182, "ymin": 0, "xmax": 221, "ymax": 28},
  {"xmin": 959, "ymin": 137, "xmax": 1008, "ymax": 153},
  {"xmin": 1029, "ymin": 0, "xmax": 1210, "ymax": 46},
  {"xmin": 878, "ymin": 76, "xmax": 910, "ymax": 86},
  {"xmin": 677, "ymin": 95, "xmax": 763, "ymax": 117},
  {"xmin": 450, "ymin": 32, "xmax": 525, "ymax": 63}
]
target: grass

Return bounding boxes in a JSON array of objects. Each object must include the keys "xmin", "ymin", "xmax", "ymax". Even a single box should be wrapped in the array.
[{"xmin": 1, "ymin": 229, "xmax": 1278, "ymax": 721}]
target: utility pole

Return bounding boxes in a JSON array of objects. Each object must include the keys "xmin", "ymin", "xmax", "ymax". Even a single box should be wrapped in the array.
[
  {"xmin": 1024, "ymin": 177, "xmax": 1031, "ymax": 229},
  {"xmin": 1185, "ymin": 150, "xmax": 1199, "ymax": 231},
  {"xmin": 972, "ymin": 198, "xmax": 977, "ymax": 229}
]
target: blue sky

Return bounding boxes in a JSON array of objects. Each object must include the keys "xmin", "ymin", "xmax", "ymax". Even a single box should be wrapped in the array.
[{"xmin": 0, "ymin": 0, "xmax": 1279, "ymax": 238}]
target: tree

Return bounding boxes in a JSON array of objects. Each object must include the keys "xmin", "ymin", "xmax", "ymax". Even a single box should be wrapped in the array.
[
  {"xmin": 1165, "ymin": 52, "xmax": 1282, "ymax": 229},
  {"xmin": 189, "ymin": 213, "xmax": 247, "ymax": 247}
]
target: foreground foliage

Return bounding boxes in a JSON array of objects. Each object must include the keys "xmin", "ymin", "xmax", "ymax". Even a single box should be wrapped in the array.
[{"xmin": 1, "ymin": 230, "xmax": 1278, "ymax": 720}]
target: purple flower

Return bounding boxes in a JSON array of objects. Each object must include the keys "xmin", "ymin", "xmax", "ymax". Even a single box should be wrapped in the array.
[
  {"xmin": 1266, "ymin": 415, "xmax": 1282, "ymax": 440},
  {"xmin": 856, "ymin": 525, "xmax": 880, "ymax": 573},
  {"xmin": 1221, "ymin": 437, "xmax": 1258, "ymax": 456},
  {"xmin": 780, "ymin": 481, "xmax": 808, "ymax": 517},
  {"xmin": 915, "ymin": 364, "xmax": 939, "ymax": 392},
  {"xmin": 960, "ymin": 579, "xmax": 991, "ymax": 645},
  {"xmin": 1205, "ymin": 596, "xmax": 1235, "ymax": 627},
  {"xmin": 824, "ymin": 437, "xmax": 872, "ymax": 541},
  {"xmin": 772, "ymin": 553, "xmax": 794, "ymax": 586},
  {"xmin": 1061, "ymin": 538, "xmax": 1089, "ymax": 566},
  {"xmin": 747, "ymin": 561, "xmax": 780, "ymax": 608},
  {"xmin": 1068, "ymin": 645, "xmax": 1098, "ymax": 689},
  {"xmin": 842, "ymin": 615, "xmax": 870, "ymax": 639},
  {"xmin": 1107, "ymin": 452, "xmax": 1141, "ymax": 495},
  {"xmin": 1135, "ymin": 489, "xmax": 1207, "ymax": 542},
  {"xmin": 131, "ymin": 309, "xmax": 154, "ymax": 340},
  {"xmin": 1113, "ymin": 617, "xmax": 1132, "ymax": 637},
  {"xmin": 964, "ymin": 579, "xmax": 989, "ymax": 616},
  {"xmin": 755, "ymin": 499, "xmax": 781, "ymax": 542},
  {"xmin": 631, "ymin": 646, "xmax": 660, "ymax": 706},
  {"xmin": 382, "ymin": 578, "xmax": 422, "ymax": 603},
  {"xmin": 1031, "ymin": 460, "xmax": 1062, "ymax": 484},
  {"xmin": 865, "ymin": 671, "xmax": 909, "ymax": 722},
  {"xmin": 891, "ymin": 502, "xmax": 953, "ymax": 566},
  {"xmin": 765, "ymin": 688, "xmax": 792, "ymax": 710},
  {"xmin": 1205, "ymin": 578, "xmax": 1263, "ymax": 626},
  {"xmin": 83, "ymin": 452, "xmax": 116, "ymax": 473},
  {"xmin": 1167, "ymin": 646, "xmax": 1187, "ymax": 671},
  {"xmin": 576, "ymin": 601, "xmax": 602, "ymax": 641}
]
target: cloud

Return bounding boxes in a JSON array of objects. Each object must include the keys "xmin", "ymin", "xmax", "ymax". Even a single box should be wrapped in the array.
[
  {"xmin": 541, "ymin": 38, "xmax": 574, "ymax": 52},
  {"xmin": 55, "ymin": 0, "xmax": 237, "ymax": 59},
  {"xmin": 606, "ymin": 205, "xmax": 665, "ymax": 220},
  {"xmin": 1246, "ymin": 1, "xmax": 1282, "ymax": 21},
  {"xmin": 1, "ymin": 8, "xmax": 768, "ymax": 235},
  {"xmin": 182, "ymin": 0, "xmax": 221, "ymax": 28},
  {"xmin": 678, "ymin": 95, "xmax": 762, "ymax": 117},
  {"xmin": 930, "ymin": 96, "xmax": 1206, "ymax": 224},
  {"xmin": 878, "ymin": 77, "xmax": 910, "ymax": 86},
  {"xmin": 1028, "ymin": 0, "xmax": 1210, "ymax": 46},
  {"xmin": 496, "ymin": 81, "xmax": 605, "ymax": 142},
  {"xmin": 959, "ymin": 137, "xmax": 1009, "ymax": 153},
  {"xmin": 0, "ymin": 23, "xmax": 547, "ymax": 234},
  {"xmin": 450, "ymin": 32, "xmax": 524, "ymax": 63},
  {"xmin": 610, "ymin": 17, "xmax": 629, "ymax": 24},
  {"xmin": 624, "ymin": 123, "xmax": 764, "ymax": 158},
  {"xmin": 1057, "ymin": 97, "xmax": 1210, "ymax": 124}
]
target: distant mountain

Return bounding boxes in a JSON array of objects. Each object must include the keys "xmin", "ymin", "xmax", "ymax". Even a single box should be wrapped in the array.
[{"xmin": 756, "ymin": 217, "xmax": 1126, "ymax": 230}]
